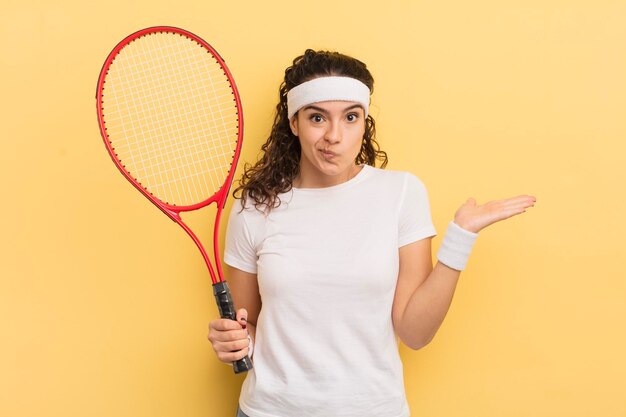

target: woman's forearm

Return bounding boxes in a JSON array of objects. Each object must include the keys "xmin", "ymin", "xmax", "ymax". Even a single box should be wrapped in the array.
[{"xmin": 397, "ymin": 262, "xmax": 461, "ymax": 349}]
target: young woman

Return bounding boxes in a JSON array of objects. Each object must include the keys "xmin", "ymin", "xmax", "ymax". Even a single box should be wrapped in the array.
[{"xmin": 208, "ymin": 49, "xmax": 536, "ymax": 417}]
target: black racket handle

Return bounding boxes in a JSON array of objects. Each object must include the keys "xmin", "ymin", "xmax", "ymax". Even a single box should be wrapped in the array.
[{"xmin": 212, "ymin": 282, "xmax": 253, "ymax": 374}]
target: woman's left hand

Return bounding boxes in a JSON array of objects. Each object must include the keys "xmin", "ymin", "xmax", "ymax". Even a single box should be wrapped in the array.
[{"xmin": 453, "ymin": 195, "xmax": 536, "ymax": 233}]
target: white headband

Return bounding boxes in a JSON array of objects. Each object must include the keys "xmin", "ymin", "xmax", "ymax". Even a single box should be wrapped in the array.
[{"xmin": 286, "ymin": 76, "xmax": 371, "ymax": 119}]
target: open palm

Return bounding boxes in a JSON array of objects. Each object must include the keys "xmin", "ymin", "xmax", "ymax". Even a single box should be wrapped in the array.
[{"xmin": 454, "ymin": 195, "xmax": 536, "ymax": 233}]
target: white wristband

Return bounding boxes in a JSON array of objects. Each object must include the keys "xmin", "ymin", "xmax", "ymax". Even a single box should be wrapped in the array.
[
  {"xmin": 437, "ymin": 221, "xmax": 478, "ymax": 271},
  {"xmin": 247, "ymin": 333, "xmax": 254, "ymax": 358}
]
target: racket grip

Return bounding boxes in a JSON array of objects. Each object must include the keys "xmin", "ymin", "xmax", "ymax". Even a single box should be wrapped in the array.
[{"xmin": 212, "ymin": 282, "xmax": 254, "ymax": 374}]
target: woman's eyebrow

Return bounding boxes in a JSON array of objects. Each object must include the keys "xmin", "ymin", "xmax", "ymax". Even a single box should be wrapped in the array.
[{"xmin": 302, "ymin": 104, "xmax": 364, "ymax": 114}]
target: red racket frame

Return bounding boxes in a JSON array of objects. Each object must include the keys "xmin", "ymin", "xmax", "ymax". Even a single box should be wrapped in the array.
[{"xmin": 95, "ymin": 26, "xmax": 244, "ymax": 285}]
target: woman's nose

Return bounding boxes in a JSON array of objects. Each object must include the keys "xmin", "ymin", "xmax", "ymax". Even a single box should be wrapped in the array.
[{"xmin": 324, "ymin": 122, "xmax": 341, "ymax": 143}]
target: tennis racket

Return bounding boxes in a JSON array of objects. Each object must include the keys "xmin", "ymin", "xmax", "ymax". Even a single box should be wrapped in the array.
[{"xmin": 96, "ymin": 26, "xmax": 252, "ymax": 373}]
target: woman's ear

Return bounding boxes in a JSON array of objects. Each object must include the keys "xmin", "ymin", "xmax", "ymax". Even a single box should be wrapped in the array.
[{"xmin": 289, "ymin": 116, "xmax": 299, "ymax": 137}]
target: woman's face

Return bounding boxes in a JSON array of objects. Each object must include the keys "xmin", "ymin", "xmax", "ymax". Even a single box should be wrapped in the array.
[{"xmin": 289, "ymin": 100, "xmax": 366, "ymax": 187}]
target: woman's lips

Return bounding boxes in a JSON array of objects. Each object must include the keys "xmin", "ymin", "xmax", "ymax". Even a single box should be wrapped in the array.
[{"xmin": 319, "ymin": 149, "xmax": 336, "ymax": 158}]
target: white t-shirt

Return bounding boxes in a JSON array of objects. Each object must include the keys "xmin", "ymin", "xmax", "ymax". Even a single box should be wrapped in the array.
[{"xmin": 224, "ymin": 164, "xmax": 437, "ymax": 417}]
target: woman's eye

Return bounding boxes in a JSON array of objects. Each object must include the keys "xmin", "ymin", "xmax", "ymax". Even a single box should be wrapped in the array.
[
  {"xmin": 310, "ymin": 114, "xmax": 324, "ymax": 123},
  {"xmin": 346, "ymin": 113, "xmax": 358, "ymax": 122}
]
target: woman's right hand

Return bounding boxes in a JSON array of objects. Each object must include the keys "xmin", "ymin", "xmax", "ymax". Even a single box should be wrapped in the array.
[{"xmin": 207, "ymin": 308, "xmax": 251, "ymax": 364}]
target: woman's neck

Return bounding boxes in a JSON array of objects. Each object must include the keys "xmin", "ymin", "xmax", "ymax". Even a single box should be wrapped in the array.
[{"xmin": 293, "ymin": 164, "xmax": 363, "ymax": 189}]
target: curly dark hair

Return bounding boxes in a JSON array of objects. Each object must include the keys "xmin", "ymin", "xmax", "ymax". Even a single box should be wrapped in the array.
[{"xmin": 233, "ymin": 49, "xmax": 388, "ymax": 212}]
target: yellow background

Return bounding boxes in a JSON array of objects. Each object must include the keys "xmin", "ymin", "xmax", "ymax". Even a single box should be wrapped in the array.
[{"xmin": 1, "ymin": 0, "xmax": 625, "ymax": 416}]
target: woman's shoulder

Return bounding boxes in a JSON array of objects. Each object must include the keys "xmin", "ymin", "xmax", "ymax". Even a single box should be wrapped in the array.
[
  {"xmin": 231, "ymin": 196, "xmax": 269, "ymax": 217},
  {"xmin": 363, "ymin": 166, "xmax": 431, "ymax": 203},
  {"xmin": 365, "ymin": 165, "xmax": 425, "ymax": 185}
]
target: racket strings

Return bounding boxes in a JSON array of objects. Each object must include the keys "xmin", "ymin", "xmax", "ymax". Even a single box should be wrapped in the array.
[{"xmin": 101, "ymin": 31, "xmax": 239, "ymax": 206}]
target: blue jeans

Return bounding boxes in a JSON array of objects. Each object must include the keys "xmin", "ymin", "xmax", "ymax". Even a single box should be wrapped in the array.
[{"xmin": 236, "ymin": 405, "xmax": 249, "ymax": 417}]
